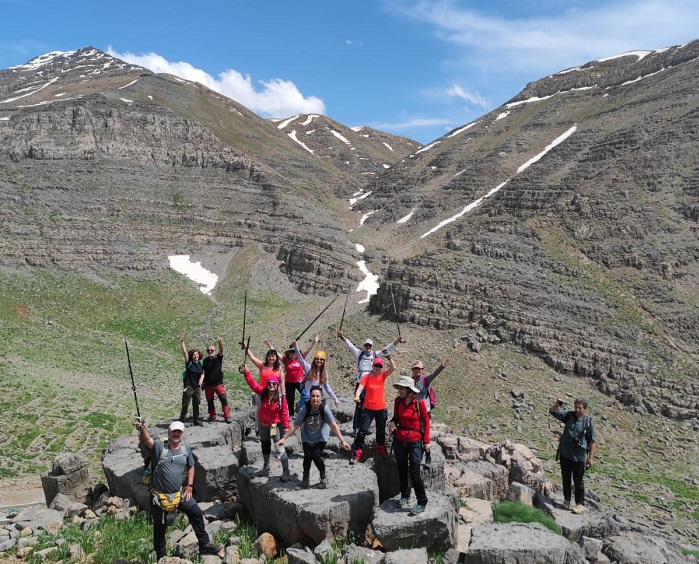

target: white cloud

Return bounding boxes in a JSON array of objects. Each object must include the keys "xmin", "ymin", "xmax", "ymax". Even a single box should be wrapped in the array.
[
  {"xmin": 446, "ymin": 84, "xmax": 488, "ymax": 107},
  {"xmin": 370, "ymin": 117, "xmax": 454, "ymax": 131},
  {"xmin": 388, "ymin": 0, "xmax": 699, "ymax": 76},
  {"xmin": 107, "ymin": 48, "xmax": 325, "ymax": 118}
]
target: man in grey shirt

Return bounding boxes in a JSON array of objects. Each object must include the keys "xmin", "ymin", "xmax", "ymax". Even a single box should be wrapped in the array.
[{"xmin": 137, "ymin": 419, "xmax": 221, "ymax": 560}]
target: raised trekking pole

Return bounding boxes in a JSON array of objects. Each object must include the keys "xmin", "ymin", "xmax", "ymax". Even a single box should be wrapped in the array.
[
  {"xmin": 241, "ymin": 290, "xmax": 247, "ymax": 344},
  {"xmin": 390, "ymin": 288, "xmax": 401, "ymax": 337},
  {"xmin": 241, "ymin": 305, "xmax": 256, "ymax": 364},
  {"xmin": 338, "ymin": 285, "xmax": 351, "ymax": 332},
  {"xmin": 294, "ymin": 297, "xmax": 337, "ymax": 342},
  {"xmin": 125, "ymin": 339, "xmax": 142, "ymax": 423}
]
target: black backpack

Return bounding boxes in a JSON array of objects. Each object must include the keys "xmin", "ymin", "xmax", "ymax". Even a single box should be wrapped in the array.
[{"xmin": 303, "ymin": 399, "xmax": 326, "ymax": 422}]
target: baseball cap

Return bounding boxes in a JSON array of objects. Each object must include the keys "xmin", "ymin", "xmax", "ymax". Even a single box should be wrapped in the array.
[
  {"xmin": 169, "ymin": 420, "xmax": 185, "ymax": 432},
  {"xmin": 363, "ymin": 338, "xmax": 374, "ymax": 346},
  {"xmin": 411, "ymin": 360, "xmax": 424, "ymax": 369},
  {"xmin": 372, "ymin": 358, "xmax": 384, "ymax": 367}
]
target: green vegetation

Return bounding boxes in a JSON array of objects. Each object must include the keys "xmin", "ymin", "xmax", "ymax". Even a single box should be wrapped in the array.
[
  {"xmin": 493, "ymin": 501, "xmax": 561, "ymax": 534},
  {"xmin": 23, "ymin": 513, "xmax": 153, "ymax": 564},
  {"xmin": 11, "ymin": 511, "xmax": 277, "ymax": 563}
]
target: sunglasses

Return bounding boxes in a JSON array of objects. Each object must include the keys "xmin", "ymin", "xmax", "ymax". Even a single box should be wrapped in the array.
[
  {"xmin": 267, "ymin": 382, "xmax": 279, "ymax": 387},
  {"xmin": 373, "ymin": 364, "xmax": 383, "ymax": 368},
  {"xmin": 207, "ymin": 349, "xmax": 215, "ymax": 353}
]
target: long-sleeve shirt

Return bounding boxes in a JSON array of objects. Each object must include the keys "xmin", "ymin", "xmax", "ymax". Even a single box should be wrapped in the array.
[
  {"xmin": 243, "ymin": 369, "xmax": 290, "ymax": 428},
  {"xmin": 413, "ymin": 364, "xmax": 445, "ymax": 412},
  {"xmin": 293, "ymin": 342, "xmax": 339, "ymax": 404},
  {"xmin": 343, "ymin": 338, "xmax": 396, "ymax": 383},
  {"xmin": 392, "ymin": 397, "xmax": 431, "ymax": 444}
]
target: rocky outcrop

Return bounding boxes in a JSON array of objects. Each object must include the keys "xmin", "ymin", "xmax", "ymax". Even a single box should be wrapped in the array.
[{"xmin": 40, "ymin": 453, "xmax": 91, "ymax": 506}]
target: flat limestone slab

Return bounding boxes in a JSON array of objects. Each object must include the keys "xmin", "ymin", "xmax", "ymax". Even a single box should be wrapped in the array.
[
  {"xmin": 237, "ymin": 455, "xmax": 378, "ymax": 547},
  {"xmin": 370, "ymin": 491, "xmax": 459, "ymax": 552}
]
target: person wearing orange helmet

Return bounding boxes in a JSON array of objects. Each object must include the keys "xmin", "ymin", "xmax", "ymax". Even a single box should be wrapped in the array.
[{"xmin": 291, "ymin": 340, "xmax": 340, "ymax": 407}]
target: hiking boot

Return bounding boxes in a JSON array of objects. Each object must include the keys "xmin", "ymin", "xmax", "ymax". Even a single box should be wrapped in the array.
[
  {"xmin": 207, "ymin": 415, "xmax": 217, "ymax": 422},
  {"xmin": 397, "ymin": 497, "xmax": 410, "ymax": 508},
  {"xmin": 301, "ymin": 478, "xmax": 310, "ymax": 488},
  {"xmin": 572, "ymin": 504, "xmax": 587, "ymax": 514},
  {"xmin": 319, "ymin": 477, "xmax": 328, "ymax": 489},
  {"xmin": 193, "ymin": 419, "xmax": 202, "ymax": 427},
  {"xmin": 280, "ymin": 471, "xmax": 291, "ymax": 482},
  {"xmin": 199, "ymin": 542, "xmax": 223, "ymax": 556},
  {"xmin": 376, "ymin": 445, "xmax": 387, "ymax": 458},
  {"xmin": 350, "ymin": 448, "xmax": 362, "ymax": 465},
  {"xmin": 225, "ymin": 417, "xmax": 232, "ymax": 423},
  {"xmin": 260, "ymin": 465, "xmax": 270, "ymax": 477},
  {"xmin": 562, "ymin": 499, "xmax": 571, "ymax": 510},
  {"xmin": 409, "ymin": 504, "xmax": 426, "ymax": 516}
]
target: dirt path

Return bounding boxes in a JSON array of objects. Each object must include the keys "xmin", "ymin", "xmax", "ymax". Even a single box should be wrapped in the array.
[{"xmin": 0, "ymin": 476, "xmax": 45, "ymax": 509}]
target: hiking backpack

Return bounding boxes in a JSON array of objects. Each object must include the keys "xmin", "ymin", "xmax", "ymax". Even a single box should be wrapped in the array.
[
  {"xmin": 422, "ymin": 375, "xmax": 437, "ymax": 410},
  {"xmin": 303, "ymin": 399, "xmax": 327, "ymax": 423}
]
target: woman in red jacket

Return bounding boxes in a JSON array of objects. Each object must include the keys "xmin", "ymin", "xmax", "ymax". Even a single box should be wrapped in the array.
[
  {"xmin": 241, "ymin": 366, "xmax": 290, "ymax": 481},
  {"xmin": 388, "ymin": 375, "xmax": 431, "ymax": 516}
]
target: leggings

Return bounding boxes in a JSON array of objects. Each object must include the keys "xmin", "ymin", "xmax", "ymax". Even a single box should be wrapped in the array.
[{"xmin": 302, "ymin": 441, "xmax": 326, "ymax": 478}]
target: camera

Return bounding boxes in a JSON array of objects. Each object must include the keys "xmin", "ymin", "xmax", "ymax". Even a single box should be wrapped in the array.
[{"xmin": 572, "ymin": 438, "xmax": 582, "ymax": 447}]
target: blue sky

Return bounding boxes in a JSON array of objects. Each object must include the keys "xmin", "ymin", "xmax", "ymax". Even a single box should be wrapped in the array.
[{"xmin": 2, "ymin": 0, "xmax": 698, "ymax": 144}]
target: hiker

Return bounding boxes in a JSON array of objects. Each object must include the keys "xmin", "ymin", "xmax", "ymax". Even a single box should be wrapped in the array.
[
  {"xmin": 276, "ymin": 385, "xmax": 351, "ymax": 488},
  {"xmin": 410, "ymin": 358, "xmax": 449, "ymax": 417},
  {"xmin": 179, "ymin": 333, "xmax": 203, "ymax": 426},
  {"xmin": 265, "ymin": 335, "xmax": 320, "ymax": 417},
  {"xmin": 202, "ymin": 336, "xmax": 231, "ymax": 423},
  {"xmin": 549, "ymin": 397, "xmax": 596, "ymax": 514},
  {"xmin": 240, "ymin": 365, "xmax": 291, "ymax": 480},
  {"xmin": 135, "ymin": 419, "xmax": 221, "ymax": 560},
  {"xmin": 337, "ymin": 329, "xmax": 405, "ymax": 434},
  {"xmin": 388, "ymin": 375, "xmax": 431, "ymax": 516},
  {"xmin": 241, "ymin": 343, "xmax": 285, "ymax": 388},
  {"xmin": 241, "ymin": 343, "xmax": 286, "ymax": 438},
  {"xmin": 291, "ymin": 340, "xmax": 340, "ymax": 407},
  {"xmin": 350, "ymin": 355, "xmax": 396, "ymax": 464}
]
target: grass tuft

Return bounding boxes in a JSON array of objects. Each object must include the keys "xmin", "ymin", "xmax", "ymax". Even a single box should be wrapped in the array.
[{"xmin": 493, "ymin": 501, "xmax": 561, "ymax": 534}]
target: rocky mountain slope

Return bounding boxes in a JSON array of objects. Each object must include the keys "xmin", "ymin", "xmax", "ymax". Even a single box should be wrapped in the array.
[
  {"xmin": 1, "ymin": 44, "xmax": 698, "ymax": 424},
  {"xmin": 0, "ymin": 47, "xmax": 415, "ymax": 296},
  {"xmin": 357, "ymin": 41, "xmax": 699, "ymax": 420}
]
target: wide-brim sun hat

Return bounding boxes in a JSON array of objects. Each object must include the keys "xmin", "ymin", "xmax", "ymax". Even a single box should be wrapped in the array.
[{"xmin": 392, "ymin": 375, "xmax": 419, "ymax": 394}]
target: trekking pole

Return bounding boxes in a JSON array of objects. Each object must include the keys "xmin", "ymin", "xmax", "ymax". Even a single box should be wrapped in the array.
[
  {"xmin": 294, "ymin": 297, "xmax": 337, "ymax": 342},
  {"xmin": 338, "ymin": 285, "xmax": 351, "ymax": 332},
  {"xmin": 125, "ymin": 339, "xmax": 142, "ymax": 423},
  {"xmin": 241, "ymin": 306, "xmax": 256, "ymax": 363},
  {"xmin": 390, "ymin": 288, "xmax": 401, "ymax": 337},
  {"xmin": 241, "ymin": 290, "xmax": 247, "ymax": 344}
]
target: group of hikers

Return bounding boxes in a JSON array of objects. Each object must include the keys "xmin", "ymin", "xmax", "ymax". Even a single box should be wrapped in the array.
[{"xmin": 136, "ymin": 328, "xmax": 596, "ymax": 559}]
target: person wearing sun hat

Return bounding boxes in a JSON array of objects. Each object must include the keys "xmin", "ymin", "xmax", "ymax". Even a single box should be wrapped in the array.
[
  {"xmin": 388, "ymin": 375, "xmax": 431, "ymax": 516},
  {"xmin": 136, "ymin": 418, "xmax": 222, "ymax": 559}
]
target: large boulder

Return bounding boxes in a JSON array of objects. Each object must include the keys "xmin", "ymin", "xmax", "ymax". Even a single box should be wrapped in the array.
[
  {"xmin": 101, "ymin": 414, "xmax": 248, "ymax": 507},
  {"xmin": 465, "ymin": 522, "xmax": 588, "ymax": 563},
  {"xmin": 369, "ymin": 491, "xmax": 459, "ymax": 552},
  {"xmin": 602, "ymin": 531, "xmax": 689, "ymax": 564},
  {"xmin": 236, "ymin": 454, "xmax": 378, "ymax": 547},
  {"xmin": 41, "ymin": 453, "xmax": 91, "ymax": 505},
  {"xmin": 447, "ymin": 460, "xmax": 509, "ymax": 501}
]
